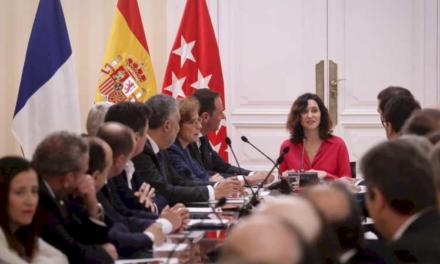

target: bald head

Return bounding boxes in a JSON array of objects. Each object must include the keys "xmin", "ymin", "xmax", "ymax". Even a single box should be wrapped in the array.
[
  {"xmin": 255, "ymin": 196, "xmax": 321, "ymax": 243},
  {"xmin": 305, "ymin": 185, "xmax": 350, "ymax": 222},
  {"xmin": 221, "ymin": 215, "xmax": 303, "ymax": 264},
  {"xmin": 305, "ymin": 183, "xmax": 364, "ymax": 252}
]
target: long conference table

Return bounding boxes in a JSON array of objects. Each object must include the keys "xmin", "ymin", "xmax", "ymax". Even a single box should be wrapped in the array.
[{"xmin": 115, "ymin": 179, "xmax": 371, "ymax": 264}]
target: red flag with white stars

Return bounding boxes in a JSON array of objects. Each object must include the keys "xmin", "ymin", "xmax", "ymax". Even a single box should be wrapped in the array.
[{"xmin": 162, "ymin": 0, "xmax": 228, "ymax": 160}]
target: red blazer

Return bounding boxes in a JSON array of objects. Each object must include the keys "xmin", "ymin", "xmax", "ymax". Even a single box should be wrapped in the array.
[{"xmin": 279, "ymin": 135, "xmax": 351, "ymax": 179}]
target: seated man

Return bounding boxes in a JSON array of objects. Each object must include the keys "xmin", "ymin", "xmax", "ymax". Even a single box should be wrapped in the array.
[
  {"xmin": 103, "ymin": 101, "xmax": 167, "ymax": 213},
  {"xmin": 191, "ymin": 89, "xmax": 273, "ymax": 184},
  {"xmin": 360, "ymin": 137, "xmax": 440, "ymax": 263},
  {"xmin": 220, "ymin": 215, "xmax": 304, "ymax": 264},
  {"xmin": 305, "ymin": 183, "xmax": 387, "ymax": 264},
  {"xmin": 381, "ymin": 95, "xmax": 421, "ymax": 139},
  {"xmin": 96, "ymin": 123, "xmax": 185, "ymax": 234},
  {"xmin": 376, "ymin": 86, "xmax": 414, "ymax": 118},
  {"xmin": 32, "ymin": 131, "xmax": 117, "ymax": 263},
  {"xmin": 401, "ymin": 108, "xmax": 440, "ymax": 137},
  {"xmin": 133, "ymin": 94, "xmax": 241, "ymax": 205}
]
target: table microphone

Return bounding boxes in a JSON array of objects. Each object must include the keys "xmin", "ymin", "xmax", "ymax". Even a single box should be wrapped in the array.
[
  {"xmin": 225, "ymin": 137, "xmax": 257, "ymax": 198},
  {"xmin": 241, "ymin": 136, "xmax": 278, "ymax": 166},
  {"xmin": 239, "ymin": 149, "xmax": 289, "ymax": 217},
  {"xmin": 166, "ymin": 198, "xmax": 227, "ymax": 264}
]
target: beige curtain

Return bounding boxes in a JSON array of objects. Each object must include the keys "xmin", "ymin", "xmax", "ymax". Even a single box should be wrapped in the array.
[{"xmin": 0, "ymin": 0, "xmax": 168, "ymax": 156}]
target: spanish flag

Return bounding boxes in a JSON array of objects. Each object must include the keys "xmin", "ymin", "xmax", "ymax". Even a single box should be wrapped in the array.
[{"xmin": 95, "ymin": 0, "xmax": 157, "ymax": 103}]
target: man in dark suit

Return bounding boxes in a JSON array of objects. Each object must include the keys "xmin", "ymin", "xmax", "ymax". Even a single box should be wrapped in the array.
[
  {"xmin": 191, "ymin": 89, "xmax": 273, "ymax": 184},
  {"xmin": 305, "ymin": 183, "xmax": 387, "ymax": 264},
  {"xmin": 96, "ymin": 123, "xmax": 185, "ymax": 233},
  {"xmin": 87, "ymin": 136, "xmax": 169, "ymax": 258},
  {"xmin": 32, "ymin": 131, "xmax": 117, "ymax": 264},
  {"xmin": 360, "ymin": 137, "xmax": 440, "ymax": 263},
  {"xmin": 133, "ymin": 94, "xmax": 241, "ymax": 205}
]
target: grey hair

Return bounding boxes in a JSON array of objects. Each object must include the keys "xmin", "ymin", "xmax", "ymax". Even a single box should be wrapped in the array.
[
  {"xmin": 86, "ymin": 102, "xmax": 113, "ymax": 136},
  {"xmin": 146, "ymin": 94, "xmax": 178, "ymax": 129},
  {"xmin": 32, "ymin": 131, "xmax": 88, "ymax": 178}
]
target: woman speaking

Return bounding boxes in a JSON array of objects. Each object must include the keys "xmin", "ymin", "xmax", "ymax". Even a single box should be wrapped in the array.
[{"xmin": 279, "ymin": 93, "xmax": 351, "ymax": 179}]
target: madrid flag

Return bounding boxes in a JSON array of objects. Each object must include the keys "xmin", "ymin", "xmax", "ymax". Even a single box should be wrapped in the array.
[
  {"xmin": 12, "ymin": 0, "xmax": 81, "ymax": 158},
  {"xmin": 162, "ymin": 0, "xmax": 228, "ymax": 160},
  {"xmin": 96, "ymin": 0, "xmax": 157, "ymax": 103}
]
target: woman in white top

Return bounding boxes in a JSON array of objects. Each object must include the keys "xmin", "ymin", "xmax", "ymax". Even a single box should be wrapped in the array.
[{"xmin": 0, "ymin": 156, "xmax": 67, "ymax": 264}]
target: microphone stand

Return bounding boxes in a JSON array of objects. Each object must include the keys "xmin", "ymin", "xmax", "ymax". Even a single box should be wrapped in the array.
[
  {"xmin": 239, "ymin": 155, "xmax": 285, "ymax": 217},
  {"xmin": 166, "ymin": 198, "xmax": 227, "ymax": 264},
  {"xmin": 225, "ymin": 137, "xmax": 258, "ymax": 199}
]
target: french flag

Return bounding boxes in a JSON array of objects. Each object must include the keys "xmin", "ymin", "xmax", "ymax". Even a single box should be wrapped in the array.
[{"xmin": 12, "ymin": 0, "xmax": 81, "ymax": 158}]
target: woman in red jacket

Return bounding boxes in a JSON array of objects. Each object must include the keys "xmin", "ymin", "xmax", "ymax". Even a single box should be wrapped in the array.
[{"xmin": 280, "ymin": 93, "xmax": 351, "ymax": 179}]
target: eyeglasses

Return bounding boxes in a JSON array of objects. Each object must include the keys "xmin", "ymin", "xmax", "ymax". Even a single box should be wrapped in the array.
[{"xmin": 380, "ymin": 116, "xmax": 387, "ymax": 128}]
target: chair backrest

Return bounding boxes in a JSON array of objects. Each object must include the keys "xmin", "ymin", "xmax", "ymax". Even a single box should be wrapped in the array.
[{"xmin": 350, "ymin": 161, "xmax": 356, "ymax": 178}]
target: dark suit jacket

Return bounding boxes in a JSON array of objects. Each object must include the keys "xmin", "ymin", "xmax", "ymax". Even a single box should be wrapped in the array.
[
  {"xmin": 109, "ymin": 172, "xmax": 167, "ymax": 214},
  {"xmin": 188, "ymin": 135, "xmax": 251, "ymax": 177},
  {"xmin": 132, "ymin": 141, "xmax": 209, "ymax": 205},
  {"xmin": 97, "ymin": 187, "xmax": 154, "ymax": 258},
  {"xmin": 105, "ymin": 179, "xmax": 157, "ymax": 219},
  {"xmin": 389, "ymin": 208, "xmax": 440, "ymax": 263},
  {"xmin": 167, "ymin": 140, "xmax": 213, "ymax": 185},
  {"xmin": 38, "ymin": 181, "xmax": 113, "ymax": 264}
]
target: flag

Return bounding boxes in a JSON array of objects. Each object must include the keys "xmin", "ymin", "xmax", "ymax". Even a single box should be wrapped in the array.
[
  {"xmin": 95, "ymin": 0, "xmax": 157, "ymax": 103},
  {"xmin": 162, "ymin": 0, "xmax": 228, "ymax": 160},
  {"xmin": 12, "ymin": 0, "xmax": 81, "ymax": 158}
]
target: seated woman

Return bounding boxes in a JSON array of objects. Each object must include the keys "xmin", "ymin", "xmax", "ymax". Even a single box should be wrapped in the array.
[
  {"xmin": 0, "ymin": 156, "xmax": 67, "ymax": 264},
  {"xmin": 167, "ymin": 97, "xmax": 223, "ymax": 184},
  {"xmin": 279, "ymin": 93, "xmax": 351, "ymax": 179}
]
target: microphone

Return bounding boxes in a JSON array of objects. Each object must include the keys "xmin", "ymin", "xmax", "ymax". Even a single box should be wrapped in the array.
[
  {"xmin": 300, "ymin": 138, "xmax": 306, "ymax": 172},
  {"xmin": 225, "ymin": 137, "xmax": 258, "ymax": 199},
  {"xmin": 241, "ymin": 136, "xmax": 277, "ymax": 165},
  {"xmin": 166, "ymin": 198, "xmax": 227, "ymax": 264},
  {"xmin": 239, "ymin": 149, "xmax": 289, "ymax": 216}
]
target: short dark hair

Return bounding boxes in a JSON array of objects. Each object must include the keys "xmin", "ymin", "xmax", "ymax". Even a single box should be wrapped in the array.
[
  {"xmin": 105, "ymin": 102, "xmax": 151, "ymax": 134},
  {"xmin": 383, "ymin": 95, "xmax": 421, "ymax": 133},
  {"xmin": 86, "ymin": 137, "xmax": 106, "ymax": 174},
  {"xmin": 401, "ymin": 108, "xmax": 440, "ymax": 136},
  {"xmin": 145, "ymin": 94, "xmax": 178, "ymax": 129},
  {"xmin": 32, "ymin": 131, "xmax": 88, "ymax": 178},
  {"xmin": 360, "ymin": 139, "xmax": 437, "ymax": 215},
  {"xmin": 192, "ymin": 88, "xmax": 219, "ymax": 116},
  {"xmin": 97, "ymin": 122, "xmax": 134, "ymax": 158},
  {"xmin": 0, "ymin": 156, "xmax": 38, "ymax": 259},
  {"xmin": 377, "ymin": 86, "xmax": 413, "ymax": 113},
  {"xmin": 286, "ymin": 93, "xmax": 333, "ymax": 143},
  {"xmin": 429, "ymin": 142, "xmax": 440, "ymax": 189}
]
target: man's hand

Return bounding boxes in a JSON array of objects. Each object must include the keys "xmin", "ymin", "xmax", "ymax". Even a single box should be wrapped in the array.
[
  {"xmin": 134, "ymin": 182, "xmax": 156, "ymax": 213},
  {"xmin": 160, "ymin": 205, "xmax": 183, "ymax": 233},
  {"xmin": 247, "ymin": 171, "xmax": 275, "ymax": 185},
  {"xmin": 146, "ymin": 223, "xmax": 166, "ymax": 245},
  {"xmin": 214, "ymin": 177, "xmax": 242, "ymax": 199},
  {"xmin": 76, "ymin": 174, "xmax": 101, "ymax": 218},
  {"xmin": 101, "ymin": 243, "xmax": 118, "ymax": 260},
  {"xmin": 171, "ymin": 203, "xmax": 190, "ymax": 230},
  {"xmin": 209, "ymin": 173, "xmax": 224, "ymax": 182}
]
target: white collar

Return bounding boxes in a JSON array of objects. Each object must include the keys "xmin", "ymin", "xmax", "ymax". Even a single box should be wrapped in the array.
[
  {"xmin": 392, "ymin": 210, "xmax": 424, "ymax": 241},
  {"xmin": 43, "ymin": 179, "xmax": 56, "ymax": 199},
  {"xmin": 339, "ymin": 249, "xmax": 357, "ymax": 264},
  {"xmin": 124, "ymin": 160, "xmax": 135, "ymax": 190},
  {"xmin": 148, "ymin": 136, "xmax": 160, "ymax": 154},
  {"xmin": 196, "ymin": 133, "xmax": 204, "ymax": 148}
]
